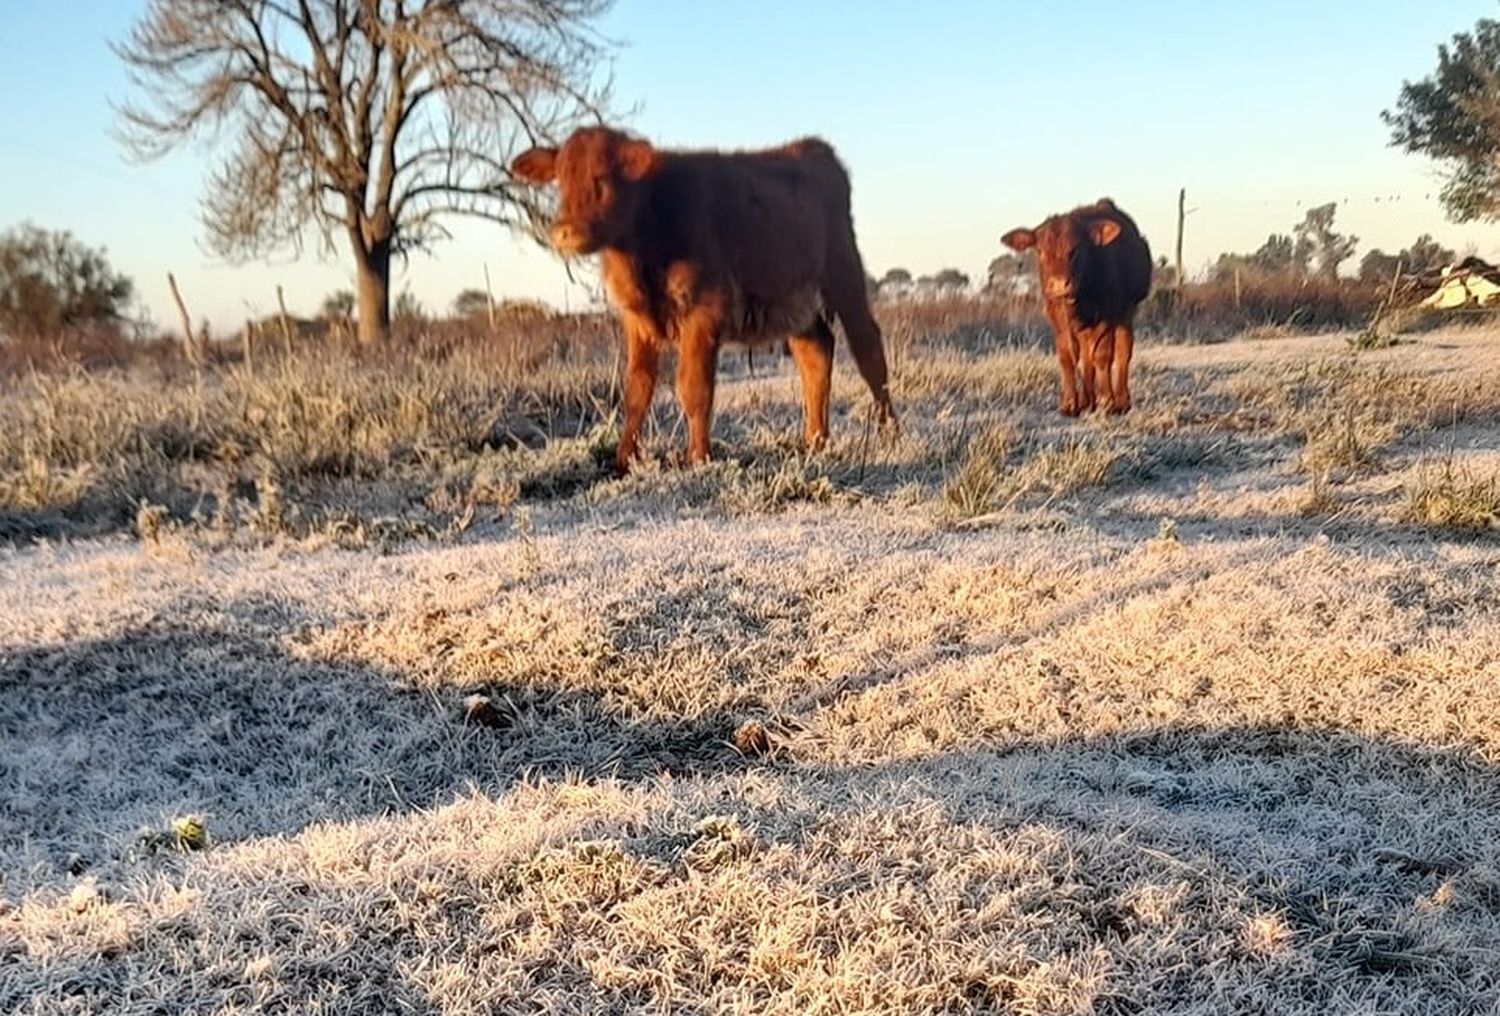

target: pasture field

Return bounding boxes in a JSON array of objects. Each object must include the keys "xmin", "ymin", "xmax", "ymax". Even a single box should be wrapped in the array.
[{"xmin": 3, "ymin": 322, "xmax": 1500, "ymax": 1013}]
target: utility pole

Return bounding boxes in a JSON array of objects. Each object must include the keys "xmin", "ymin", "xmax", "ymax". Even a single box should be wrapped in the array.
[{"xmin": 1175, "ymin": 187, "xmax": 1187, "ymax": 298}]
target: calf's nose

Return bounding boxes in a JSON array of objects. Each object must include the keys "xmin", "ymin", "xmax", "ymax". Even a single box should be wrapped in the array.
[{"xmin": 550, "ymin": 222, "xmax": 588, "ymax": 253}]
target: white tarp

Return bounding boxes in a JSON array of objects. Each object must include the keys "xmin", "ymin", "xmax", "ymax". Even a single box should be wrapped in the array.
[{"xmin": 1421, "ymin": 260, "xmax": 1500, "ymax": 309}]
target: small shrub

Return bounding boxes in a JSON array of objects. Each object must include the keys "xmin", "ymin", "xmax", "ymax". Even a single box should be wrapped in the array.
[
  {"xmin": 135, "ymin": 814, "xmax": 210, "ymax": 855},
  {"xmin": 1347, "ymin": 324, "xmax": 1400, "ymax": 351}
]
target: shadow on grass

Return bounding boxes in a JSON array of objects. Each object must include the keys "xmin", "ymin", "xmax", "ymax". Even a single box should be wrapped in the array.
[
  {"xmin": 0, "ymin": 610, "xmax": 750, "ymax": 888},
  {"xmin": 1083, "ymin": 499, "xmax": 1500, "ymax": 554},
  {"xmin": 7, "ymin": 716, "xmax": 1500, "ymax": 1012},
  {"xmin": 0, "ymin": 499, "xmax": 139, "ymax": 545},
  {"xmin": 766, "ymin": 725, "xmax": 1500, "ymax": 1013}
]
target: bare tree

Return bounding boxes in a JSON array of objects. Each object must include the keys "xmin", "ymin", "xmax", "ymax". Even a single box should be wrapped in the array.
[{"xmin": 115, "ymin": 0, "xmax": 615, "ymax": 345}]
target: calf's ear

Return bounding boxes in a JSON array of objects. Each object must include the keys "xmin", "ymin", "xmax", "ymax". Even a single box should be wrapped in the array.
[
  {"xmin": 511, "ymin": 147, "xmax": 559, "ymax": 183},
  {"xmin": 1001, "ymin": 228, "xmax": 1037, "ymax": 252},
  {"xmin": 1089, "ymin": 218, "xmax": 1122, "ymax": 246},
  {"xmin": 618, "ymin": 138, "xmax": 659, "ymax": 181}
]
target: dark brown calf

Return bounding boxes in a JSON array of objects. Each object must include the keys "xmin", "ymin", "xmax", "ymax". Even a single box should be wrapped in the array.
[
  {"xmin": 1002, "ymin": 199, "xmax": 1152, "ymax": 415},
  {"xmin": 511, "ymin": 127, "xmax": 897, "ymax": 473}
]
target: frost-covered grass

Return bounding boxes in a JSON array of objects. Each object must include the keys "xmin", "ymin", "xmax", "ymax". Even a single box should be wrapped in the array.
[{"xmin": 3, "ymin": 328, "xmax": 1500, "ymax": 1013}]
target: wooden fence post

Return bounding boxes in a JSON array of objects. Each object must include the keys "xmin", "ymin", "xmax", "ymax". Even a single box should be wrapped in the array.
[
  {"xmin": 484, "ymin": 263, "xmax": 498, "ymax": 331},
  {"xmin": 276, "ymin": 285, "xmax": 294, "ymax": 358},
  {"xmin": 168, "ymin": 272, "xmax": 201, "ymax": 368}
]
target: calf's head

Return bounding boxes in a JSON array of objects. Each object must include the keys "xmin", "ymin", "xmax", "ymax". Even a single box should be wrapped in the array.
[
  {"xmin": 1001, "ymin": 209, "xmax": 1122, "ymax": 303},
  {"xmin": 510, "ymin": 127, "xmax": 659, "ymax": 256}
]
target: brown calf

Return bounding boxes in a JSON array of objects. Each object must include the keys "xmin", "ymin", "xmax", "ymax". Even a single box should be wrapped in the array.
[
  {"xmin": 511, "ymin": 127, "xmax": 897, "ymax": 473},
  {"xmin": 1002, "ymin": 199, "xmax": 1152, "ymax": 415}
]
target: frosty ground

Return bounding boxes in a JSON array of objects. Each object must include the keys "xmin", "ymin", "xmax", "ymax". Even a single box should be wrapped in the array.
[{"xmin": 3, "ymin": 330, "xmax": 1500, "ymax": 1014}]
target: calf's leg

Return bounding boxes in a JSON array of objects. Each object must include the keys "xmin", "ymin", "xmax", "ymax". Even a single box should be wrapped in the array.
[
  {"xmin": 824, "ymin": 239, "xmax": 897, "ymax": 430},
  {"xmin": 616, "ymin": 322, "xmax": 660, "ymax": 474},
  {"xmin": 1109, "ymin": 321, "xmax": 1135, "ymax": 414},
  {"xmin": 1090, "ymin": 325, "xmax": 1115, "ymax": 414},
  {"xmin": 676, "ymin": 319, "xmax": 720, "ymax": 465},
  {"xmin": 1046, "ymin": 302, "xmax": 1082, "ymax": 416},
  {"xmin": 787, "ymin": 317, "xmax": 836, "ymax": 450}
]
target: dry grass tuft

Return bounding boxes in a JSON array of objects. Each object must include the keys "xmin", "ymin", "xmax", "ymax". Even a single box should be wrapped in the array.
[
  {"xmin": 942, "ymin": 426, "xmax": 1121, "ymax": 521},
  {"xmin": 1406, "ymin": 458, "xmax": 1500, "ymax": 531},
  {"xmin": 0, "ymin": 345, "xmax": 618, "ymax": 539},
  {"xmin": 1005, "ymin": 435, "xmax": 1123, "ymax": 500},
  {"xmin": 1301, "ymin": 403, "xmax": 1380, "ymax": 475},
  {"xmin": 942, "ymin": 425, "xmax": 1014, "ymax": 519},
  {"xmin": 1241, "ymin": 912, "xmax": 1294, "ymax": 957}
]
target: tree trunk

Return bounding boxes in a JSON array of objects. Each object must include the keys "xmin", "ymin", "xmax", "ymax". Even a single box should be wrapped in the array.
[{"xmin": 354, "ymin": 238, "xmax": 392, "ymax": 346}]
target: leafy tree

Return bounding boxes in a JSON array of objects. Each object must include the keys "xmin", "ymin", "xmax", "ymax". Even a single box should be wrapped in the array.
[
  {"xmin": 0, "ymin": 225, "xmax": 134, "ymax": 339},
  {"xmin": 1358, "ymin": 234, "xmax": 1457, "ymax": 283},
  {"xmin": 116, "ymin": 0, "xmax": 615, "ymax": 345},
  {"xmin": 1293, "ymin": 203, "xmax": 1357, "ymax": 280},
  {"xmin": 928, "ymin": 268, "xmax": 971, "ymax": 291},
  {"xmin": 1385, "ymin": 17, "xmax": 1500, "ymax": 221},
  {"xmin": 1359, "ymin": 249, "xmax": 1402, "ymax": 283},
  {"xmin": 1402, "ymin": 233, "xmax": 1459, "ymax": 276},
  {"xmin": 452, "ymin": 288, "xmax": 492, "ymax": 318},
  {"xmin": 1211, "ymin": 253, "xmax": 1250, "ymax": 282},
  {"xmin": 984, "ymin": 251, "xmax": 1036, "ymax": 294},
  {"xmin": 879, "ymin": 268, "xmax": 913, "ymax": 291},
  {"xmin": 1213, "ymin": 232, "xmax": 1304, "ymax": 282},
  {"xmin": 1214, "ymin": 211, "xmax": 1354, "ymax": 283},
  {"xmin": 1250, "ymin": 234, "xmax": 1299, "ymax": 274}
]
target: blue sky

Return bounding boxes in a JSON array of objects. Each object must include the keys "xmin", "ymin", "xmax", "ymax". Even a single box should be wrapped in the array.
[{"xmin": 1, "ymin": 1, "xmax": 1497, "ymax": 331}]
